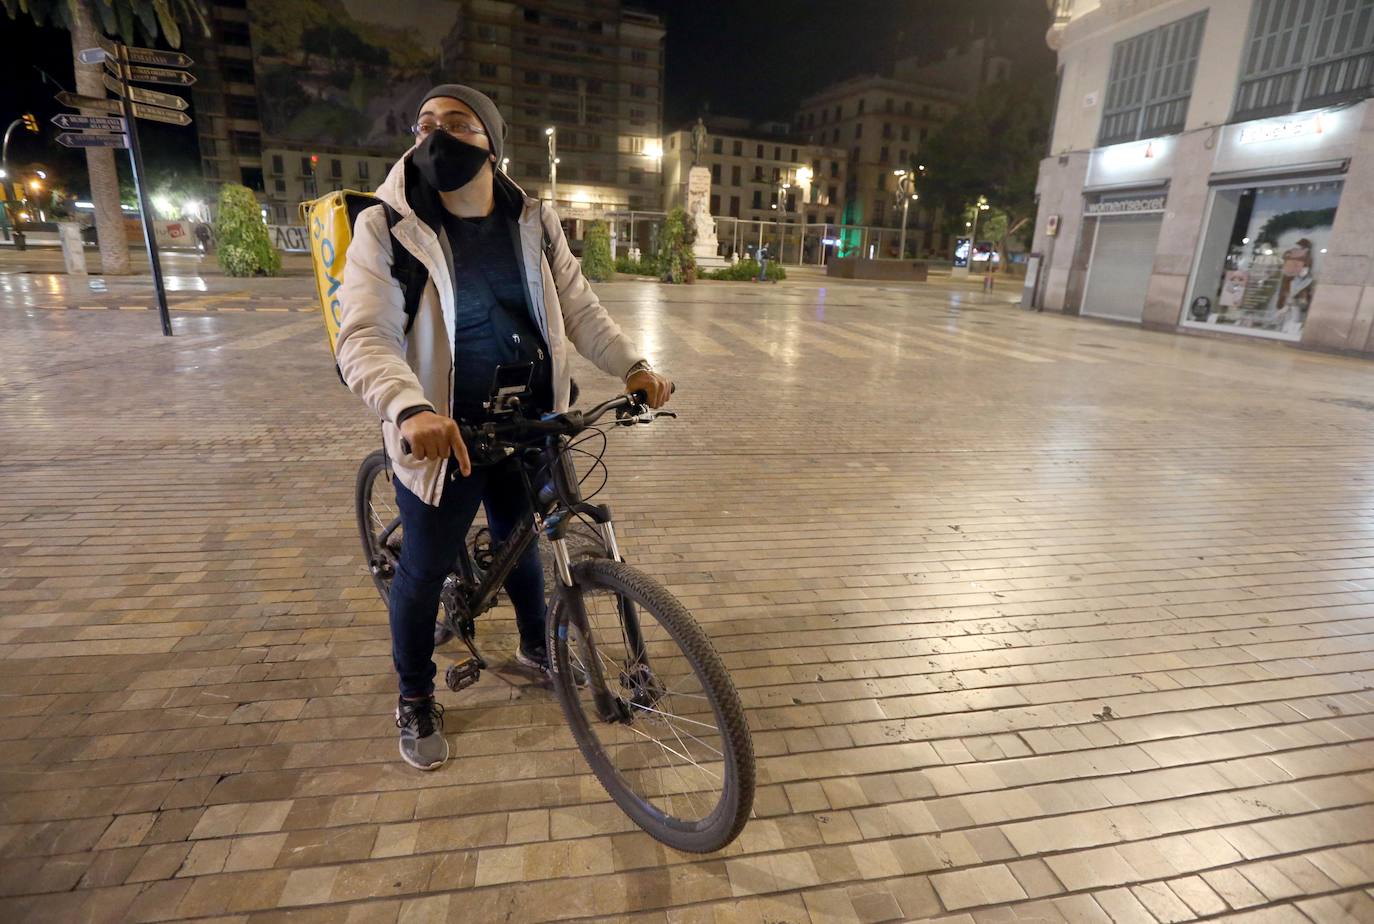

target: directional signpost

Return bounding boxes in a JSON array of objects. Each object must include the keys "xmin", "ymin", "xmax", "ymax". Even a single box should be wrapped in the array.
[
  {"xmin": 52, "ymin": 113, "xmax": 126, "ymax": 133},
  {"xmin": 54, "ymin": 91, "xmax": 123, "ymax": 115},
  {"xmin": 60, "ymin": 40, "xmax": 197, "ymax": 337},
  {"xmin": 56, "ymin": 132, "xmax": 127, "ymax": 149}
]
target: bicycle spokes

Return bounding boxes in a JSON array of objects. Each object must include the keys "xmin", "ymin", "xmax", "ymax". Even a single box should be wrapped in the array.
[{"xmin": 562, "ymin": 584, "xmax": 729, "ymax": 825}]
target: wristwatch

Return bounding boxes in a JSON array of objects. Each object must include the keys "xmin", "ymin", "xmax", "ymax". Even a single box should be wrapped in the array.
[{"xmin": 624, "ymin": 360, "xmax": 654, "ymax": 381}]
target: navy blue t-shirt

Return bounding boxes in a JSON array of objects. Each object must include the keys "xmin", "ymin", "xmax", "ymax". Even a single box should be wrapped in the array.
[{"xmin": 442, "ymin": 210, "xmax": 551, "ymax": 419}]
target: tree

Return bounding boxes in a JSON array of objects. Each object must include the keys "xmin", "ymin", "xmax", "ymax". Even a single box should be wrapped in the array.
[
  {"xmin": 580, "ymin": 220, "xmax": 614, "ymax": 282},
  {"xmin": 215, "ymin": 184, "xmax": 280, "ymax": 277},
  {"xmin": 657, "ymin": 207, "xmax": 696, "ymax": 284},
  {"xmin": 3, "ymin": 0, "xmax": 210, "ymax": 275},
  {"xmin": 920, "ymin": 76, "xmax": 1053, "ymax": 272}
]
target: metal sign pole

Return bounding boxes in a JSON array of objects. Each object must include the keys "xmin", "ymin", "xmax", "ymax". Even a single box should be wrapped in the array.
[{"xmin": 116, "ymin": 43, "xmax": 172, "ymax": 336}]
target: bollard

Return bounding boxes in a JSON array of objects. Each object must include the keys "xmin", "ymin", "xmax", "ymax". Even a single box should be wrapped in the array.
[{"xmin": 58, "ymin": 222, "xmax": 88, "ymax": 275}]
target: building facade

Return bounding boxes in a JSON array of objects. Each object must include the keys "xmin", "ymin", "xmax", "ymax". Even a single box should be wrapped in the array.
[
  {"xmin": 659, "ymin": 117, "xmax": 848, "ymax": 253},
  {"xmin": 189, "ymin": 0, "xmax": 664, "ymax": 228},
  {"xmin": 1034, "ymin": 0, "xmax": 1374, "ymax": 357},
  {"xmin": 795, "ymin": 41, "xmax": 1011, "ymax": 257}
]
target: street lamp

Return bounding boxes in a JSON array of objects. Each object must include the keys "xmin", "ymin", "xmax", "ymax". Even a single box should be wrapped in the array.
[
  {"xmin": 545, "ymin": 127, "xmax": 557, "ymax": 206},
  {"xmin": 968, "ymin": 195, "xmax": 990, "ymax": 269},
  {"xmin": 500, "ymin": 156, "xmax": 510, "ymax": 174}
]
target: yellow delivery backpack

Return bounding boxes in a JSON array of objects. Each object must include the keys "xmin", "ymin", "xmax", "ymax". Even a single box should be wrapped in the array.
[{"xmin": 299, "ymin": 190, "xmax": 428, "ymax": 383}]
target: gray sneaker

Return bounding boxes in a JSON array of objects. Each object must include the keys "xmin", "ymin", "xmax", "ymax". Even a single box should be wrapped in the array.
[{"xmin": 395, "ymin": 696, "xmax": 448, "ymax": 771}]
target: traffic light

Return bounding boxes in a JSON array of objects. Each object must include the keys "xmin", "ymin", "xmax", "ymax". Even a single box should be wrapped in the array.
[
  {"xmin": 21, "ymin": 113, "xmax": 38, "ymax": 133},
  {"xmin": 310, "ymin": 154, "xmax": 319, "ymax": 172}
]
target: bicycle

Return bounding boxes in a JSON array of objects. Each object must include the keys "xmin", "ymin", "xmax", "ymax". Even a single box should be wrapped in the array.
[{"xmin": 355, "ymin": 386, "xmax": 755, "ymax": 853}]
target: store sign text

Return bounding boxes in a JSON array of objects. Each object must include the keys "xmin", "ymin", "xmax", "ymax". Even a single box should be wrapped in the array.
[
  {"xmin": 1239, "ymin": 114, "xmax": 1323, "ymax": 145},
  {"xmin": 1085, "ymin": 195, "xmax": 1166, "ymax": 215}
]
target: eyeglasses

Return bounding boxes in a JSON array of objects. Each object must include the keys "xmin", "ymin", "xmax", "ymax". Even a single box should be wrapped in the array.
[{"xmin": 411, "ymin": 117, "xmax": 488, "ymax": 139}]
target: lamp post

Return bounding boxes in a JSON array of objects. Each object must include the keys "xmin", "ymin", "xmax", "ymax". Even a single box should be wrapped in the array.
[
  {"xmin": 795, "ymin": 165, "xmax": 813, "ymax": 265},
  {"xmin": 969, "ymin": 194, "xmax": 989, "ymax": 272},
  {"xmin": 545, "ymin": 127, "xmax": 558, "ymax": 205},
  {"xmin": 893, "ymin": 164, "xmax": 925, "ymax": 260}
]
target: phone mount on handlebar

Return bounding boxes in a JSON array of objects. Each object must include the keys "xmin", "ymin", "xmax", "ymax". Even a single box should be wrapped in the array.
[{"xmin": 483, "ymin": 362, "xmax": 535, "ymax": 417}]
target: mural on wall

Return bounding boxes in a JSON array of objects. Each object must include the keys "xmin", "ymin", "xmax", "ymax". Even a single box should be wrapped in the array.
[{"xmin": 248, "ymin": 0, "xmax": 465, "ymax": 154}]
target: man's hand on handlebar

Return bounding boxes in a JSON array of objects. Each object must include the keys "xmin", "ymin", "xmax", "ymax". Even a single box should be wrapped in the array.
[
  {"xmin": 398, "ymin": 410, "xmax": 472, "ymax": 476},
  {"xmin": 626, "ymin": 369, "xmax": 673, "ymax": 408}
]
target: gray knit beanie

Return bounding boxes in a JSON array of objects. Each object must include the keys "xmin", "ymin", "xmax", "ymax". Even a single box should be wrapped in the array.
[{"xmin": 417, "ymin": 84, "xmax": 507, "ymax": 165}]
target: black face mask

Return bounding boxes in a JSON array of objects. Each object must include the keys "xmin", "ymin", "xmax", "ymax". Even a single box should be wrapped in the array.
[{"xmin": 412, "ymin": 130, "xmax": 491, "ymax": 192}]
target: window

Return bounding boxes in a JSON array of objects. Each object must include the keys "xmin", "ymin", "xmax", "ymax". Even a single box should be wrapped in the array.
[
  {"xmin": 550, "ymin": 73, "xmax": 577, "ymax": 90},
  {"xmin": 828, "ymin": 185, "xmax": 838, "ymax": 203},
  {"xmin": 733, "ymin": 140, "xmax": 742, "ymax": 156},
  {"xmin": 629, "ymin": 108, "xmax": 646, "ymax": 123},
  {"xmin": 628, "ymin": 167, "xmax": 643, "ymax": 185},
  {"xmin": 729, "ymin": 195, "xmax": 740, "ymax": 217},
  {"xmin": 773, "ymin": 146, "xmax": 781, "ymax": 160},
  {"xmin": 330, "ymin": 158, "xmax": 342, "ymax": 179},
  {"xmin": 630, "ymin": 84, "xmax": 646, "ymax": 98},
  {"xmin": 524, "ymin": 8, "xmax": 540, "ymax": 21},
  {"xmin": 478, "ymin": 24, "xmax": 498, "ymax": 41},
  {"xmin": 832, "ymin": 128, "xmax": 840, "ymax": 143},
  {"xmin": 1099, "ymin": 11, "xmax": 1207, "ymax": 145},
  {"xmin": 232, "ymin": 131, "xmax": 260, "ymax": 156},
  {"xmin": 791, "ymin": 148, "xmax": 798, "ymax": 161},
  {"xmin": 903, "ymin": 100, "xmax": 912, "ymax": 115},
  {"xmin": 882, "ymin": 122, "xmax": 892, "ymax": 138},
  {"xmin": 821, "ymin": 108, "xmax": 829, "ymax": 124},
  {"xmin": 771, "ymin": 167, "xmax": 780, "ymax": 182},
  {"xmin": 922, "ymin": 104, "xmax": 931, "ymax": 118},
  {"xmin": 753, "ymin": 166, "xmax": 764, "ymax": 181},
  {"xmin": 480, "ymin": 62, "xmax": 498, "ymax": 78},
  {"xmin": 731, "ymin": 165, "xmax": 741, "ymax": 185},
  {"xmin": 223, "ymin": 60, "xmax": 253, "ymax": 84},
  {"xmin": 201, "ymin": 138, "xmax": 216, "ymax": 157},
  {"xmin": 886, "ymin": 98, "xmax": 894, "ymax": 112},
  {"xmin": 901, "ymin": 125, "xmax": 910, "ymax": 141},
  {"xmin": 830, "ymin": 161, "xmax": 839, "ymax": 177},
  {"xmin": 854, "ymin": 122, "xmax": 863, "ymax": 139},
  {"xmin": 551, "ymin": 40, "xmax": 577, "ymax": 53},
  {"xmin": 586, "ymin": 165, "xmax": 602, "ymax": 181},
  {"xmin": 525, "ymin": 35, "xmax": 540, "ymax": 46},
  {"xmin": 227, "ymin": 95, "xmax": 258, "ymax": 120},
  {"xmin": 920, "ymin": 127, "xmax": 928, "ymax": 141},
  {"xmin": 752, "ymin": 190, "xmax": 763, "ymax": 209},
  {"xmin": 711, "ymin": 163, "xmax": 721, "ymax": 183},
  {"xmin": 220, "ymin": 21, "xmax": 251, "ymax": 46},
  {"xmin": 873, "ymin": 199, "xmax": 884, "ymax": 224},
  {"xmin": 880, "ymin": 146, "xmax": 889, "ymax": 163},
  {"xmin": 274, "ymin": 178, "xmax": 286, "ymax": 194},
  {"xmin": 631, "ymin": 48, "xmax": 648, "ymax": 63},
  {"xmin": 551, "ymin": 15, "xmax": 578, "ymax": 30},
  {"xmin": 857, "ymin": 98, "xmax": 865, "ymax": 114},
  {"xmin": 357, "ymin": 160, "xmax": 369, "ymax": 179},
  {"xmin": 240, "ymin": 166, "xmax": 264, "ymax": 191},
  {"xmin": 852, "ymin": 147, "xmax": 860, "ymax": 163},
  {"xmin": 835, "ymin": 104, "xmax": 843, "ymax": 120},
  {"xmin": 876, "ymin": 172, "xmax": 886, "ymax": 191},
  {"xmin": 1235, "ymin": 0, "xmax": 1374, "ymax": 120},
  {"xmin": 526, "ymin": 71, "xmax": 541, "ymax": 85},
  {"xmin": 713, "ymin": 137, "xmax": 722, "ymax": 154},
  {"xmin": 710, "ymin": 194, "xmax": 720, "ymax": 214},
  {"xmin": 300, "ymin": 156, "xmax": 313, "ymax": 175},
  {"xmin": 271, "ymin": 154, "xmax": 283, "ymax": 174},
  {"xmin": 756, "ymin": 144, "xmax": 764, "ymax": 158}
]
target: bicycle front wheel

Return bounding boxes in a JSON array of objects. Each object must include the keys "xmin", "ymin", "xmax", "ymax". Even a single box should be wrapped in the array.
[
  {"xmin": 356, "ymin": 449, "xmax": 400, "ymax": 604},
  {"xmin": 549, "ymin": 558, "xmax": 754, "ymax": 853}
]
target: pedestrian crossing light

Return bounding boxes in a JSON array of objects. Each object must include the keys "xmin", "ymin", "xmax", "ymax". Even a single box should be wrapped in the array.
[{"xmin": 21, "ymin": 113, "xmax": 39, "ymax": 133}]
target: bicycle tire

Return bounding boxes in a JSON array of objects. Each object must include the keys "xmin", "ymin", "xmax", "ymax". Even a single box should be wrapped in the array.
[
  {"xmin": 355, "ymin": 449, "xmax": 398, "ymax": 603},
  {"xmin": 548, "ymin": 558, "xmax": 754, "ymax": 853}
]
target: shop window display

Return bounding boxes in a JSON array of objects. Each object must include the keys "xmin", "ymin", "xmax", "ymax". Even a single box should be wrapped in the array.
[{"xmin": 1184, "ymin": 180, "xmax": 1341, "ymax": 340}]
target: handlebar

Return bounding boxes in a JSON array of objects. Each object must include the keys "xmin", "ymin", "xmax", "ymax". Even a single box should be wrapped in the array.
[{"xmin": 399, "ymin": 385, "xmax": 674, "ymax": 457}]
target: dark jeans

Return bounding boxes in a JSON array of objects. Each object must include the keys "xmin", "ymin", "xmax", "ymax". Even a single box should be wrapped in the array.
[
  {"xmin": 390, "ymin": 459, "xmax": 547, "ymax": 698},
  {"xmin": 756, "ymin": 258, "xmax": 769, "ymax": 281}
]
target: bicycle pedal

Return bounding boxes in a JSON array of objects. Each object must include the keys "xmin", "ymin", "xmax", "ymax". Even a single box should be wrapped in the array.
[{"xmin": 444, "ymin": 658, "xmax": 481, "ymax": 692}]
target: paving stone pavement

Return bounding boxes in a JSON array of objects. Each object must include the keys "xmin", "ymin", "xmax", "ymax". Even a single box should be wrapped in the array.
[{"xmin": 1, "ymin": 269, "xmax": 1373, "ymax": 923}]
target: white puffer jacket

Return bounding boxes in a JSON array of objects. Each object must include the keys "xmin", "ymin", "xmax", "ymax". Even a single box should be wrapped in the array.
[{"xmin": 336, "ymin": 152, "xmax": 645, "ymax": 506}]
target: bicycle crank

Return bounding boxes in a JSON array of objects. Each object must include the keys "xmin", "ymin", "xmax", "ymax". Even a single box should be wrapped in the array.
[{"xmin": 444, "ymin": 658, "xmax": 481, "ymax": 692}]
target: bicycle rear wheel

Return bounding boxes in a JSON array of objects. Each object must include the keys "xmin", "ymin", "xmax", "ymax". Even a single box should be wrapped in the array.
[{"xmin": 548, "ymin": 558, "xmax": 754, "ymax": 853}]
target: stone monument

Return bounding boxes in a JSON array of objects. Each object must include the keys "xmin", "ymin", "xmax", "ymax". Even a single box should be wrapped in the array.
[{"xmin": 685, "ymin": 118, "xmax": 726, "ymax": 268}]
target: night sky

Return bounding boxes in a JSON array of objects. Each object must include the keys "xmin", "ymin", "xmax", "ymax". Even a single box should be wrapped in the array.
[{"xmin": 2, "ymin": 0, "xmax": 1052, "ymax": 196}]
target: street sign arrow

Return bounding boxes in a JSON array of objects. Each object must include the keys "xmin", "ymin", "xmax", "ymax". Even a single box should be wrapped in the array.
[
  {"xmin": 124, "ymin": 64, "xmax": 196, "ymax": 86},
  {"xmin": 78, "ymin": 46, "xmax": 109, "ymax": 65},
  {"xmin": 51, "ymin": 113, "xmax": 126, "ymax": 132},
  {"xmin": 54, "ymin": 90, "xmax": 123, "ymax": 114},
  {"xmin": 102, "ymin": 74, "xmax": 190, "ymax": 110},
  {"xmin": 130, "ymin": 104, "xmax": 192, "ymax": 127},
  {"xmin": 56, "ymin": 131, "xmax": 128, "ymax": 149},
  {"xmin": 97, "ymin": 36, "xmax": 194, "ymax": 69}
]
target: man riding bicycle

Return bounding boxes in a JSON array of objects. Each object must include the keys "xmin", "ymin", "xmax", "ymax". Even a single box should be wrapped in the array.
[{"xmin": 336, "ymin": 84, "xmax": 672, "ymax": 771}]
